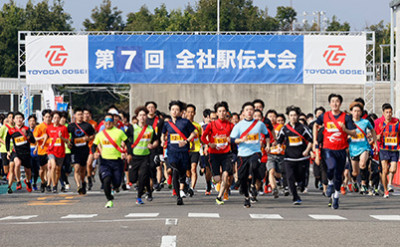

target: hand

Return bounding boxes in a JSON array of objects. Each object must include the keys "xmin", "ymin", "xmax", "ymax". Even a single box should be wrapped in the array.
[
  {"xmin": 33, "ymin": 147, "xmax": 38, "ymax": 155},
  {"xmin": 147, "ymin": 143, "xmax": 154, "ymax": 149},
  {"xmin": 271, "ymin": 141, "xmax": 277, "ymax": 146},
  {"xmin": 121, "ymin": 152, "xmax": 127, "ymax": 160},
  {"xmin": 338, "ymin": 122, "xmax": 346, "ymax": 131},
  {"xmin": 83, "ymin": 136, "xmax": 89, "ymax": 142},
  {"xmin": 68, "ymin": 142, "xmax": 73, "ymax": 149},
  {"xmin": 7, "ymin": 152, "xmax": 10, "ymax": 160},
  {"xmin": 58, "ymin": 131, "xmax": 62, "ymax": 137},
  {"xmin": 208, "ymin": 143, "xmax": 217, "ymax": 149},
  {"xmin": 127, "ymin": 154, "xmax": 132, "ymax": 164},
  {"xmin": 178, "ymin": 140, "xmax": 187, "ymax": 148},
  {"xmin": 239, "ymin": 136, "xmax": 248, "ymax": 143},
  {"xmin": 302, "ymin": 150, "xmax": 309, "ymax": 157},
  {"xmin": 21, "ymin": 128, "xmax": 26, "ymax": 135},
  {"xmin": 265, "ymin": 145, "xmax": 270, "ymax": 153},
  {"xmin": 310, "ymin": 151, "xmax": 316, "ymax": 159}
]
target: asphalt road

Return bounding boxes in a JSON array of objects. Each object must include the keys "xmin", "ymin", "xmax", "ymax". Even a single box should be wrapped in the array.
[{"xmin": 1, "ymin": 175, "xmax": 400, "ymax": 247}]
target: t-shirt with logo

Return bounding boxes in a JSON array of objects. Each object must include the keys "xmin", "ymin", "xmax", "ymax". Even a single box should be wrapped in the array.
[
  {"xmin": 375, "ymin": 119, "xmax": 400, "ymax": 151},
  {"xmin": 348, "ymin": 119, "xmax": 373, "ymax": 157},
  {"xmin": 68, "ymin": 122, "xmax": 95, "ymax": 155},
  {"xmin": 93, "ymin": 126, "xmax": 127, "ymax": 160},
  {"xmin": 34, "ymin": 122, "xmax": 51, "ymax": 156},
  {"xmin": 46, "ymin": 124, "xmax": 69, "ymax": 158},
  {"xmin": 230, "ymin": 119, "xmax": 269, "ymax": 157},
  {"xmin": 276, "ymin": 123, "xmax": 313, "ymax": 161},
  {"xmin": 126, "ymin": 124, "xmax": 155, "ymax": 156},
  {"xmin": 190, "ymin": 121, "xmax": 202, "ymax": 153}
]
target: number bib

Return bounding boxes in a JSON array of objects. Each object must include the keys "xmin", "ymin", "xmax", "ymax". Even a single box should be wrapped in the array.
[
  {"xmin": 170, "ymin": 134, "xmax": 184, "ymax": 144},
  {"xmin": 351, "ymin": 133, "xmax": 365, "ymax": 143},
  {"xmin": 214, "ymin": 135, "xmax": 228, "ymax": 149},
  {"xmin": 385, "ymin": 136, "xmax": 398, "ymax": 146},
  {"xmin": 245, "ymin": 134, "xmax": 259, "ymax": 144},
  {"xmin": 74, "ymin": 137, "xmax": 87, "ymax": 147},
  {"xmin": 326, "ymin": 122, "xmax": 340, "ymax": 133},
  {"xmin": 288, "ymin": 136, "xmax": 303, "ymax": 146},
  {"xmin": 50, "ymin": 138, "xmax": 62, "ymax": 147},
  {"xmin": 15, "ymin": 136, "xmax": 27, "ymax": 146}
]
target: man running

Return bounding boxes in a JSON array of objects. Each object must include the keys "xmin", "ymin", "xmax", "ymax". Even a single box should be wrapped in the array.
[
  {"xmin": 0, "ymin": 112, "xmax": 14, "ymax": 187},
  {"xmin": 84, "ymin": 108, "xmax": 98, "ymax": 191},
  {"xmin": 313, "ymin": 94, "xmax": 356, "ymax": 209},
  {"xmin": 161, "ymin": 100, "xmax": 196, "ymax": 206},
  {"xmin": 230, "ymin": 102, "xmax": 270, "ymax": 208},
  {"xmin": 68, "ymin": 108, "xmax": 95, "ymax": 195},
  {"xmin": 92, "ymin": 113, "xmax": 128, "ymax": 208}
]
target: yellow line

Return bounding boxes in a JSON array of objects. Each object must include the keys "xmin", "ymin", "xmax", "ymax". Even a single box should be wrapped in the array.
[{"xmin": 28, "ymin": 202, "xmax": 70, "ymax": 206}]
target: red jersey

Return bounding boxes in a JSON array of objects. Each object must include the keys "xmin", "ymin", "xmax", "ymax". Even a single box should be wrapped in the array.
[
  {"xmin": 201, "ymin": 119, "xmax": 234, "ymax": 154},
  {"xmin": 322, "ymin": 112, "xmax": 348, "ymax": 150},
  {"xmin": 375, "ymin": 119, "xmax": 400, "ymax": 151},
  {"xmin": 46, "ymin": 124, "xmax": 69, "ymax": 158}
]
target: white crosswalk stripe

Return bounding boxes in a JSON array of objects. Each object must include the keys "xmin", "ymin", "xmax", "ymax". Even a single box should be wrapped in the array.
[
  {"xmin": 250, "ymin": 214, "xmax": 283, "ymax": 219},
  {"xmin": 188, "ymin": 213, "xmax": 220, "ymax": 218},
  {"xmin": 370, "ymin": 215, "xmax": 400, "ymax": 221},
  {"xmin": 125, "ymin": 213, "xmax": 160, "ymax": 218},
  {"xmin": 309, "ymin": 214, "xmax": 347, "ymax": 220},
  {"xmin": 0, "ymin": 215, "xmax": 38, "ymax": 221},
  {"xmin": 61, "ymin": 214, "xmax": 98, "ymax": 219}
]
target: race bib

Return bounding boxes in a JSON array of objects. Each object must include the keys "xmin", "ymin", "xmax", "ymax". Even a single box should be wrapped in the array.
[
  {"xmin": 74, "ymin": 137, "xmax": 87, "ymax": 147},
  {"xmin": 326, "ymin": 122, "xmax": 339, "ymax": 133},
  {"xmin": 50, "ymin": 138, "xmax": 62, "ymax": 147},
  {"xmin": 170, "ymin": 134, "xmax": 183, "ymax": 144},
  {"xmin": 351, "ymin": 133, "xmax": 365, "ymax": 143},
  {"xmin": 101, "ymin": 139, "xmax": 114, "ymax": 148},
  {"xmin": 142, "ymin": 132, "xmax": 152, "ymax": 142},
  {"xmin": 214, "ymin": 135, "xmax": 228, "ymax": 149},
  {"xmin": 385, "ymin": 137, "xmax": 397, "ymax": 146},
  {"xmin": 14, "ymin": 136, "xmax": 27, "ymax": 146},
  {"xmin": 245, "ymin": 134, "xmax": 259, "ymax": 144},
  {"xmin": 288, "ymin": 136, "xmax": 303, "ymax": 146}
]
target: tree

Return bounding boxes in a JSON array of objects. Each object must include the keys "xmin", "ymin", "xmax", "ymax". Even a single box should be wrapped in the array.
[
  {"xmin": 83, "ymin": 0, "xmax": 124, "ymax": 31},
  {"xmin": 326, "ymin": 15, "xmax": 350, "ymax": 31},
  {"xmin": 275, "ymin": 6, "xmax": 297, "ymax": 31},
  {"xmin": 125, "ymin": 5, "xmax": 153, "ymax": 31},
  {"xmin": 367, "ymin": 20, "xmax": 390, "ymax": 63}
]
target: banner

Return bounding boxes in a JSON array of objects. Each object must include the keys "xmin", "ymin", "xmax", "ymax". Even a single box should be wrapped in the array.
[
  {"xmin": 26, "ymin": 34, "xmax": 366, "ymax": 85},
  {"xmin": 43, "ymin": 88, "xmax": 55, "ymax": 110}
]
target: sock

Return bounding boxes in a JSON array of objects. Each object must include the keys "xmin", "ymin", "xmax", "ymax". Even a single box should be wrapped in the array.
[
  {"xmin": 328, "ymin": 180, "xmax": 334, "ymax": 186},
  {"xmin": 334, "ymin": 190, "xmax": 340, "ymax": 199}
]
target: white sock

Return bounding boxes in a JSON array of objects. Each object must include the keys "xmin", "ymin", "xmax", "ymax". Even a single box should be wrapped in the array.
[
  {"xmin": 334, "ymin": 190, "xmax": 340, "ymax": 199},
  {"xmin": 328, "ymin": 180, "xmax": 334, "ymax": 185}
]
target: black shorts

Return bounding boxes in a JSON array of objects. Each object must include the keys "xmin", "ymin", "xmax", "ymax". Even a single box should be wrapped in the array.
[
  {"xmin": 379, "ymin": 150, "xmax": 399, "ymax": 163},
  {"xmin": 11, "ymin": 152, "xmax": 31, "ymax": 169},
  {"xmin": 237, "ymin": 153, "xmax": 262, "ymax": 180},
  {"xmin": 39, "ymin": 155, "xmax": 48, "ymax": 167},
  {"xmin": 71, "ymin": 152, "xmax": 89, "ymax": 167},
  {"xmin": 209, "ymin": 153, "xmax": 233, "ymax": 176},
  {"xmin": 1, "ymin": 153, "xmax": 10, "ymax": 166},
  {"xmin": 189, "ymin": 152, "xmax": 200, "ymax": 165},
  {"xmin": 63, "ymin": 153, "xmax": 72, "ymax": 173}
]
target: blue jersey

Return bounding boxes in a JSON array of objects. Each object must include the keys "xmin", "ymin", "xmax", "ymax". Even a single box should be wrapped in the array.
[
  {"xmin": 230, "ymin": 119, "xmax": 269, "ymax": 157},
  {"xmin": 349, "ymin": 119, "xmax": 373, "ymax": 157},
  {"xmin": 162, "ymin": 117, "xmax": 195, "ymax": 153}
]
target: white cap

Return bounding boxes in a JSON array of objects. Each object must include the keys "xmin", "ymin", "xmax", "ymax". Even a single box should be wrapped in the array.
[{"xmin": 108, "ymin": 109, "xmax": 119, "ymax": 115}]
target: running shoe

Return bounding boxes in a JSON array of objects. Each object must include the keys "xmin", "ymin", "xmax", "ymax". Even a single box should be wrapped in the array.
[
  {"xmin": 126, "ymin": 184, "xmax": 131, "ymax": 190},
  {"xmin": 326, "ymin": 184, "xmax": 334, "ymax": 197},
  {"xmin": 347, "ymin": 183, "xmax": 353, "ymax": 192},
  {"xmin": 187, "ymin": 188, "xmax": 194, "ymax": 197},
  {"xmin": 216, "ymin": 197, "xmax": 224, "ymax": 205},
  {"xmin": 361, "ymin": 185, "xmax": 368, "ymax": 195},
  {"xmin": 7, "ymin": 187, "xmax": 13, "ymax": 194},
  {"xmin": 52, "ymin": 186, "xmax": 57, "ymax": 193},
  {"xmin": 88, "ymin": 179, "xmax": 93, "ymax": 191},
  {"xmin": 293, "ymin": 199, "xmax": 302, "ymax": 205},
  {"xmin": 266, "ymin": 184, "xmax": 272, "ymax": 194},
  {"xmin": 353, "ymin": 183, "xmax": 359, "ymax": 193},
  {"xmin": 250, "ymin": 196, "xmax": 258, "ymax": 203},
  {"xmin": 172, "ymin": 189, "xmax": 177, "ymax": 196},
  {"xmin": 180, "ymin": 190, "xmax": 186, "ymax": 198},
  {"xmin": 384, "ymin": 191, "xmax": 389, "ymax": 198},
  {"xmin": 41, "ymin": 182, "xmax": 46, "ymax": 193},
  {"xmin": 273, "ymin": 188, "xmax": 279, "ymax": 199},
  {"xmin": 244, "ymin": 198, "xmax": 251, "ymax": 208},
  {"xmin": 46, "ymin": 185, "xmax": 51, "ymax": 192},
  {"xmin": 82, "ymin": 182, "xmax": 87, "ymax": 194},
  {"xmin": 105, "ymin": 200, "xmax": 113, "ymax": 208},
  {"xmin": 332, "ymin": 197, "xmax": 339, "ymax": 209},
  {"xmin": 340, "ymin": 185, "xmax": 346, "ymax": 195},
  {"xmin": 61, "ymin": 186, "xmax": 66, "ymax": 193},
  {"xmin": 284, "ymin": 188, "xmax": 290, "ymax": 196},
  {"xmin": 65, "ymin": 184, "xmax": 70, "ymax": 190},
  {"xmin": 146, "ymin": 193, "xmax": 153, "ymax": 202},
  {"xmin": 136, "ymin": 198, "xmax": 144, "ymax": 205},
  {"xmin": 16, "ymin": 181, "xmax": 22, "ymax": 190},
  {"xmin": 168, "ymin": 184, "xmax": 173, "ymax": 189},
  {"xmin": 24, "ymin": 179, "xmax": 32, "ymax": 193},
  {"xmin": 177, "ymin": 197, "xmax": 184, "ymax": 206},
  {"xmin": 328, "ymin": 197, "xmax": 332, "ymax": 207},
  {"xmin": 155, "ymin": 183, "xmax": 162, "ymax": 191},
  {"xmin": 223, "ymin": 191, "xmax": 229, "ymax": 201},
  {"xmin": 205, "ymin": 190, "xmax": 211, "ymax": 196},
  {"xmin": 388, "ymin": 184, "xmax": 394, "ymax": 193},
  {"xmin": 32, "ymin": 184, "xmax": 38, "ymax": 191},
  {"xmin": 302, "ymin": 187, "xmax": 308, "ymax": 194},
  {"xmin": 77, "ymin": 186, "xmax": 83, "ymax": 195}
]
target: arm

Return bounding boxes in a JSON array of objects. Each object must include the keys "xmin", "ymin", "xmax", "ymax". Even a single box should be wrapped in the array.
[
  {"xmin": 312, "ymin": 123, "xmax": 320, "ymax": 152},
  {"xmin": 303, "ymin": 142, "xmax": 313, "ymax": 157},
  {"xmin": 6, "ymin": 132, "xmax": 11, "ymax": 153}
]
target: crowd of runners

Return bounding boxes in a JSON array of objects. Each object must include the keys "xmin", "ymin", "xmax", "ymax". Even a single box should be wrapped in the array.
[{"xmin": 0, "ymin": 93, "xmax": 398, "ymax": 210}]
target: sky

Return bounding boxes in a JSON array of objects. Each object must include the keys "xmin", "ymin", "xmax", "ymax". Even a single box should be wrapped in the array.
[{"xmin": 8, "ymin": 0, "xmax": 391, "ymax": 31}]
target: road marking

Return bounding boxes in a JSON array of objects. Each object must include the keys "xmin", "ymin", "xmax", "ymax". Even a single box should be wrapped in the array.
[
  {"xmin": 370, "ymin": 215, "xmax": 400, "ymax": 221},
  {"xmin": 61, "ymin": 214, "xmax": 98, "ymax": 219},
  {"xmin": 125, "ymin": 213, "xmax": 160, "ymax": 218},
  {"xmin": 188, "ymin": 213, "xmax": 220, "ymax": 218},
  {"xmin": 309, "ymin": 214, "xmax": 347, "ymax": 220},
  {"xmin": 160, "ymin": 235, "xmax": 176, "ymax": 247},
  {"xmin": 0, "ymin": 215, "xmax": 38, "ymax": 221},
  {"xmin": 0, "ymin": 218, "xmax": 166, "ymax": 225},
  {"xmin": 165, "ymin": 219, "xmax": 178, "ymax": 225},
  {"xmin": 250, "ymin": 214, "xmax": 283, "ymax": 219}
]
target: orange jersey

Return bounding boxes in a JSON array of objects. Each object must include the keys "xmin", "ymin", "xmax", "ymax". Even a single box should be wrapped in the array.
[
  {"xmin": 269, "ymin": 124, "xmax": 285, "ymax": 155},
  {"xmin": 34, "ymin": 122, "xmax": 51, "ymax": 156},
  {"xmin": 88, "ymin": 119, "xmax": 98, "ymax": 149}
]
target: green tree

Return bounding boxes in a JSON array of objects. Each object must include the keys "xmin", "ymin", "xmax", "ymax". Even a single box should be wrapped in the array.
[
  {"xmin": 326, "ymin": 15, "xmax": 350, "ymax": 31},
  {"xmin": 125, "ymin": 5, "xmax": 153, "ymax": 31},
  {"xmin": 275, "ymin": 6, "xmax": 297, "ymax": 31},
  {"xmin": 83, "ymin": 0, "xmax": 124, "ymax": 31},
  {"xmin": 367, "ymin": 20, "xmax": 390, "ymax": 63}
]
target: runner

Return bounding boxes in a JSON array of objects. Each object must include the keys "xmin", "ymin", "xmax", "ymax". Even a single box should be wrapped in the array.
[
  {"xmin": 5, "ymin": 112, "xmax": 36, "ymax": 194},
  {"xmin": 313, "ymin": 94, "xmax": 356, "ymax": 209},
  {"xmin": 161, "ymin": 100, "xmax": 196, "ymax": 206},
  {"xmin": 68, "ymin": 108, "xmax": 95, "ymax": 195},
  {"xmin": 185, "ymin": 104, "xmax": 202, "ymax": 196},
  {"xmin": 126, "ymin": 106, "xmax": 158, "ymax": 205},
  {"xmin": 375, "ymin": 103, "xmax": 399, "ymax": 198},
  {"xmin": 348, "ymin": 102, "xmax": 377, "ymax": 195},
  {"xmin": 60, "ymin": 112, "xmax": 72, "ymax": 192},
  {"xmin": 92, "ymin": 113, "xmax": 128, "ymax": 208},
  {"xmin": 33, "ymin": 109, "xmax": 52, "ymax": 193},
  {"xmin": 145, "ymin": 101, "xmax": 165, "ymax": 191},
  {"xmin": 253, "ymin": 110, "xmax": 269, "ymax": 199},
  {"xmin": 42, "ymin": 111, "xmax": 70, "ymax": 193},
  {"xmin": 84, "ymin": 108, "xmax": 98, "ymax": 191},
  {"xmin": 200, "ymin": 109, "xmax": 213, "ymax": 195},
  {"xmin": 0, "ymin": 112, "xmax": 14, "ymax": 185},
  {"xmin": 28, "ymin": 115, "xmax": 40, "ymax": 191},
  {"xmin": 230, "ymin": 102, "xmax": 270, "ymax": 208},
  {"xmin": 201, "ymin": 101, "xmax": 234, "ymax": 205},
  {"xmin": 276, "ymin": 106, "xmax": 313, "ymax": 205}
]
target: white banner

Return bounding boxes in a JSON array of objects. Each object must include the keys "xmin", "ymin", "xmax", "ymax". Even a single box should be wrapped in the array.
[
  {"xmin": 303, "ymin": 35, "xmax": 366, "ymax": 84},
  {"xmin": 43, "ymin": 88, "xmax": 55, "ymax": 110},
  {"xmin": 26, "ymin": 36, "xmax": 89, "ymax": 84}
]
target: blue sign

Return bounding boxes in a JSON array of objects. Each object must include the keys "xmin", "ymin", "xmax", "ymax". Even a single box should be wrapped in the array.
[{"xmin": 88, "ymin": 35, "xmax": 304, "ymax": 84}]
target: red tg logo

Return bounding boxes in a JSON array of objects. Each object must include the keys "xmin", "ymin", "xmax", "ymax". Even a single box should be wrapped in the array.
[
  {"xmin": 323, "ymin": 45, "xmax": 346, "ymax": 66},
  {"xmin": 45, "ymin": 45, "xmax": 68, "ymax": 66}
]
